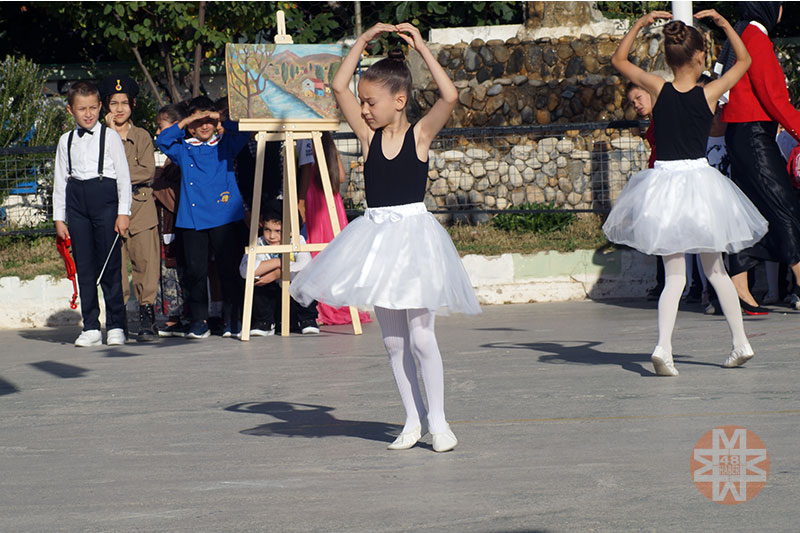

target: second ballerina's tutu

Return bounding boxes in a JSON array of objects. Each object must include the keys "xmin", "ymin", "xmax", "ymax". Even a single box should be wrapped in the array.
[
  {"xmin": 603, "ymin": 82, "xmax": 768, "ymax": 256},
  {"xmin": 603, "ymin": 157, "xmax": 768, "ymax": 255}
]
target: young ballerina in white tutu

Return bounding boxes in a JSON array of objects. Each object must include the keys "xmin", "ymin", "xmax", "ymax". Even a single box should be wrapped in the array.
[
  {"xmin": 603, "ymin": 10, "xmax": 768, "ymax": 376},
  {"xmin": 290, "ymin": 22, "xmax": 481, "ymax": 451}
]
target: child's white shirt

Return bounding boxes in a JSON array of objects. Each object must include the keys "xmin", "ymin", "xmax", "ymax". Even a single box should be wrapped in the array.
[{"xmin": 239, "ymin": 234, "xmax": 311, "ymax": 285}]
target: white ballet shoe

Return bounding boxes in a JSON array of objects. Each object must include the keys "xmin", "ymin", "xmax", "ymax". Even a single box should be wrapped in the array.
[
  {"xmin": 723, "ymin": 344, "xmax": 754, "ymax": 368},
  {"xmin": 651, "ymin": 346, "xmax": 679, "ymax": 377},
  {"xmin": 387, "ymin": 425, "xmax": 424, "ymax": 450},
  {"xmin": 431, "ymin": 425, "xmax": 458, "ymax": 453}
]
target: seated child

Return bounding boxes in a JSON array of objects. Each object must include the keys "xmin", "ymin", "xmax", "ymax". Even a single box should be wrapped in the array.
[{"xmin": 239, "ymin": 200, "xmax": 319, "ymax": 335}]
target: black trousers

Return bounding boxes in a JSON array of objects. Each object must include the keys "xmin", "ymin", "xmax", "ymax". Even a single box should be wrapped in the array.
[
  {"xmin": 66, "ymin": 177, "xmax": 126, "ymax": 331},
  {"xmin": 180, "ymin": 222, "xmax": 244, "ymax": 322},
  {"xmin": 252, "ymin": 282, "xmax": 317, "ymax": 329},
  {"xmin": 727, "ymin": 121, "xmax": 800, "ymax": 275}
]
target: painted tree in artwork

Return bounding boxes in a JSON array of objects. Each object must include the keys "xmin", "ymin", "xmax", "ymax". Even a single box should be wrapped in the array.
[
  {"xmin": 327, "ymin": 62, "xmax": 339, "ymax": 86},
  {"xmin": 228, "ymin": 44, "xmax": 272, "ymax": 118}
]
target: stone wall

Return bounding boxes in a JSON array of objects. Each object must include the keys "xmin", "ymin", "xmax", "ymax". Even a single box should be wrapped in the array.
[
  {"xmin": 408, "ymin": 31, "xmax": 669, "ymax": 128},
  {"xmin": 340, "ymin": 28, "xmax": 723, "ymax": 214},
  {"xmin": 341, "ymin": 126, "xmax": 650, "ymax": 216}
]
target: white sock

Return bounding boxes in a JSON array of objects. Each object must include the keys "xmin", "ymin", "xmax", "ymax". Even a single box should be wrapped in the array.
[
  {"xmin": 407, "ymin": 309, "xmax": 448, "ymax": 434},
  {"xmin": 374, "ymin": 306, "xmax": 427, "ymax": 433},
  {"xmin": 700, "ymin": 253, "xmax": 749, "ymax": 350},
  {"xmin": 657, "ymin": 253, "xmax": 686, "ymax": 354}
]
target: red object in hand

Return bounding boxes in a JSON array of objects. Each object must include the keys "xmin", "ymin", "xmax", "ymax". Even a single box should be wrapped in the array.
[{"xmin": 56, "ymin": 236, "xmax": 78, "ymax": 309}]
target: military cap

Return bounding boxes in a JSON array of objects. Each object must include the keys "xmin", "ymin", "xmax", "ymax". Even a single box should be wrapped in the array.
[{"xmin": 98, "ymin": 74, "xmax": 140, "ymax": 100}]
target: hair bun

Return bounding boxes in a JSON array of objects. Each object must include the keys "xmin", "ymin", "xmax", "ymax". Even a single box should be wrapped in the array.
[
  {"xmin": 663, "ymin": 20, "xmax": 688, "ymax": 46},
  {"xmin": 387, "ymin": 48, "xmax": 405, "ymax": 61}
]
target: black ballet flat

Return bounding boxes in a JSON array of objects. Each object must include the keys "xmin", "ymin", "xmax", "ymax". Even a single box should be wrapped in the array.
[{"xmin": 739, "ymin": 298, "xmax": 768, "ymax": 316}]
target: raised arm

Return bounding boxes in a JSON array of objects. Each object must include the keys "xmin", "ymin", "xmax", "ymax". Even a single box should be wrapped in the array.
[
  {"xmin": 332, "ymin": 23, "xmax": 396, "ymax": 146},
  {"xmin": 697, "ymin": 9, "xmax": 751, "ymax": 112},
  {"xmin": 395, "ymin": 22, "xmax": 457, "ymax": 155},
  {"xmin": 611, "ymin": 11, "xmax": 672, "ymax": 98}
]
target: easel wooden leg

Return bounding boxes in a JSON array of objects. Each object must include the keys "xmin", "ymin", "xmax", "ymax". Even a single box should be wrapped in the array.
[
  {"xmin": 281, "ymin": 132, "xmax": 302, "ymax": 337},
  {"xmin": 311, "ymin": 131, "xmax": 362, "ymax": 335},
  {"xmin": 241, "ymin": 132, "xmax": 268, "ymax": 342}
]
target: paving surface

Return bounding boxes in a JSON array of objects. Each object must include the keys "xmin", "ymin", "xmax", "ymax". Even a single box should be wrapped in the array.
[{"xmin": 1, "ymin": 299, "xmax": 798, "ymax": 532}]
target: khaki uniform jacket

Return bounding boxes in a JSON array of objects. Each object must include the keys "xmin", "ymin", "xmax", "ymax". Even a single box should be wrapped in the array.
[{"xmin": 122, "ymin": 124, "xmax": 157, "ymax": 235}]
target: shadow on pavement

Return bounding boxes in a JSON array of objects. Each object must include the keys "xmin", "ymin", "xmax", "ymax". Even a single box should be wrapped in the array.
[
  {"xmin": 29, "ymin": 360, "xmax": 89, "ymax": 378},
  {"xmin": 18, "ymin": 328, "xmax": 77, "ymax": 345},
  {"xmin": 0, "ymin": 375, "xmax": 19, "ymax": 395},
  {"xmin": 482, "ymin": 340, "xmax": 726, "ymax": 376},
  {"xmin": 225, "ymin": 401, "xmax": 401, "ymax": 443}
]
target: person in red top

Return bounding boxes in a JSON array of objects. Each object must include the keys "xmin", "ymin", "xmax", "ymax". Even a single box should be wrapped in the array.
[{"xmin": 717, "ymin": 1, "xmax": 800, "ymax": 312}]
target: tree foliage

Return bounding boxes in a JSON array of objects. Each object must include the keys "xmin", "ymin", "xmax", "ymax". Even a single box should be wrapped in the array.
[{"xmin": 0, "ymin": 55, "xmax": 70, "ymax": 148}]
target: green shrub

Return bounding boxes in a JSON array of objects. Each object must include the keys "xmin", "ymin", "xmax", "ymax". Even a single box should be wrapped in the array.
[
  {"xmin": 491, "ymin": 202, "xmax": 577, "ymax": 234},
  {"xmin": 0, "ymin": 55, "xmax": 71, "ymax": 148}
]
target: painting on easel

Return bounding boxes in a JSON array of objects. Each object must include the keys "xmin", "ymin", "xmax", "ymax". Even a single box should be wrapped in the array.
[{"xmin": 225, "ymin": 43, "xmax": 343, "ymax": 121}]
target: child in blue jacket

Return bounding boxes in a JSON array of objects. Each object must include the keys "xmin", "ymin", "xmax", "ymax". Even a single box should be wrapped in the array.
[{"xmin": 156, "ymin": 96, "xmax": 250, "ymax": 339}]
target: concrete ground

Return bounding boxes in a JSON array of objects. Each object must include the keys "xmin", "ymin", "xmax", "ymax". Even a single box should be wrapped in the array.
[{"xmin": 1, "ymin": 299, "xmax": 798, "ymax": 532}]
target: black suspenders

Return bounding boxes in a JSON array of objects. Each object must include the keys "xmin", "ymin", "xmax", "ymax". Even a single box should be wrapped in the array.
[{"xmin": 66, "ymin": 124, "xmax": 107, "ymax": 180}]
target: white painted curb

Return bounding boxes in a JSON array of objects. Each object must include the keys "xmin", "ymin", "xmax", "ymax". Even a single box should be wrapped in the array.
[{"xmin": 0, "ymin": 249, "xmax": 654, "ymax": 329}]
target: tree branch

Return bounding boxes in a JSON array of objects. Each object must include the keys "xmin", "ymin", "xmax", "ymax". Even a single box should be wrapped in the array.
[
  {"xmin": 131, "ymin": 46, "xmax": 165, "ymax": 108},
  {"xmin": 159, "ymin": 41, "xmax": 181, "ymax": 103},
  {"xmin": 192, "ymin": 1, "xmax": 207, "ymax": 97}
]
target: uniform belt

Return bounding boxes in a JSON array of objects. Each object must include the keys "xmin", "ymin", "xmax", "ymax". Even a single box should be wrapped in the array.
[{"xmin": 132, "ymin": 183, "xmax": 153, "ymax": 195}]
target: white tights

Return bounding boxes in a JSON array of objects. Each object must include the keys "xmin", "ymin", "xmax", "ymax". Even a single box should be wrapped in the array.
[
  {"xmin": 658, "ymin": 253, "xmax": 749, "ymax": 354},
  {"xmin": 373, "ymin": 306, "xmax": 448, "ymax": 434}
]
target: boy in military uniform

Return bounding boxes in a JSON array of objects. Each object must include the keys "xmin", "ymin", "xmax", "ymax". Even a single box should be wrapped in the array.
[{"xmin": 99, "ymin": 75, "xmax": 159, "ymax": 341}]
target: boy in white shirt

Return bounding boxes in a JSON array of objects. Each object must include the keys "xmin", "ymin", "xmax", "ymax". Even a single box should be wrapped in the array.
[
  {"xmin": 53, "ymin": 81, "xmax": 132, "ymax": 347},
  {"xmin": 239, "ymin": 200, "xmax": 319, "ymax": 335}
]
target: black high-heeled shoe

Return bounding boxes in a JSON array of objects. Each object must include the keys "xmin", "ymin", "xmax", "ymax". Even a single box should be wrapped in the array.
[{"xmin": 739, "ymin": 298, "xmax": 768, "ymax": 316}]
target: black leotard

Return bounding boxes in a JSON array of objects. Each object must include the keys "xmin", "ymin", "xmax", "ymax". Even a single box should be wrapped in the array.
[
  {"xmin": 652, "ymin": 83, "xmax": 713, "ymax": 161},
  {"xmin": 364, "ymin": 124, "xmax": 429, "ymax": 208}
]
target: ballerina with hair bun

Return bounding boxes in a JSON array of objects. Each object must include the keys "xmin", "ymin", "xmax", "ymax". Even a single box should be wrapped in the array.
[
  {"xmin": 290, "ymin": 23, "xmax": 480, "ymax": 452},
  {"xmin": 603, "ymin": 10, "xmax": 768, "ymax": 375}
]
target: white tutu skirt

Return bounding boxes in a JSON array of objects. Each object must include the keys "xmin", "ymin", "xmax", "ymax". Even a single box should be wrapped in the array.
[
  {"xmin": 603, "ymin": 158, "xmax": 768, "ymax": 255},
  {"xmin": 290, "ymin": 202, "xmax": 481, "ymax": 315}
]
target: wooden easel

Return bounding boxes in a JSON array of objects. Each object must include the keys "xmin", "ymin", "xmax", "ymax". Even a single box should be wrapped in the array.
[{"xmin": 238, "ymin": 12, "xmax": 363, "ymax": 340}]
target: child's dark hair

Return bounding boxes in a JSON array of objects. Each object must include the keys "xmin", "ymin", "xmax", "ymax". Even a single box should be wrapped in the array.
[
  {"xmin": 260, "ymin": 199, "xmax": 283, "ymax": 225},
  {"xmin": 67, "ymin": 81, "xmax": 100, "ymax": 106},
  {"xmin": 187, "ymin": 95, "xmax": 215, "ymax": 115},
  {"xmin": 625, "ymin": 81, "xmax": 642, "ymax": 95},
  {"xmin": 157, "ymin": 103, "xmax": 187, "ymax": 124},
  {"xmin": 663, "ymin": 20, "xmax": 704, "ymax": 69},
  {"xmin": 360, "ymin": 49, "xmax": 412, "ymax": 97},
  {"xmin": 214, "ymin": 96, "xmax": 228, "ymax": 113}
]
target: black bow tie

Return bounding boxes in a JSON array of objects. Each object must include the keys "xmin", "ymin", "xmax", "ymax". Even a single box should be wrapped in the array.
[{"xmin": 77, "ymin": 127, "xmax": 94, "ymax": 137}]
